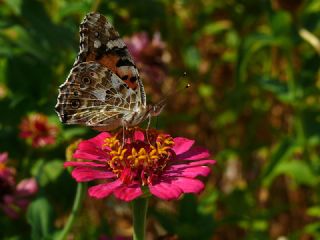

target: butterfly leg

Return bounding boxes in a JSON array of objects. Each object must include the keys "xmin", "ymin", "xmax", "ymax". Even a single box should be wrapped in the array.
[
  {"xmin": 121, "ymin": 124, "xmax": 126, "ymax": 147},
  {"xmin": 121, "ymin": 120, "xmax": 130, "ymax": 147},
  {"xmin": 146, "ymin": 114, "xmax": 152, "ymax": 145}
]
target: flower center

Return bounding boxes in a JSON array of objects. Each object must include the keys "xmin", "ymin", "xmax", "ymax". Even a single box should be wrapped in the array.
[{"xmin": 102, "ymin": 129, "xmax": 175, "ymax": 185}]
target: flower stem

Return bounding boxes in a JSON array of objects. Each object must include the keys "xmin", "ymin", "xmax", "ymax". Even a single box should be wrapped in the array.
[
  {"xmin": 132, "ymin": 197, "xmax": 149, "ymax": 240},
  {"xmin": 57, "ymin": 183, "xmax": 86, "ymax": 240}
]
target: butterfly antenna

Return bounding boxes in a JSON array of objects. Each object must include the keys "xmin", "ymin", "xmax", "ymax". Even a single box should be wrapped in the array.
[
  {"xmin": 150, "ymin": 72, "xmax": 190, "ymax": 118},
  {"xmin": 157, "ymin": 72, "xmax": 191, "ymax": 106}
]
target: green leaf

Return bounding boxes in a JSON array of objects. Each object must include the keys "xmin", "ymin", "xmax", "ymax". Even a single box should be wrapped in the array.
[
  {"xmin": 26, "ymin": 197, "xmax": 54, "ymax": 240},
  {"xmin": 62, "ymin": 127, "xmax": 87, "ymax": 141},
  {"xmin": 184, "ymin": 47, "xmax": 201, "ymax": 70},
  {"xmin": 200, "ymin": 20, "xmax": 231, "ymax": 36},
  {"xmin": 257, "ymin": 76, "xmax": 298, "ymax": 103},
  {"xmin": 3, "ymin": 0, "xmax": 22, "ymax": 15},
  {"xmin": 264, "ymin": 160, "xmax": 318, "ymax": 187},
  {"xmin": 31, "ymin": 159, "xmax": 64, "ymax": 187},
  {"xmin": 198, "ymin": 83, "xmax": 214, "ymax": 97},
  {"xmin": 270, "ymin": 11, "xmax": 292, "ymax": 36},
  {"xmin": 307, "ymin": 206, "xmax": 320, "ymax": 217},
  {"xmin": 260, "ymin": 138, "xmax": 293, "ymax": 184}
]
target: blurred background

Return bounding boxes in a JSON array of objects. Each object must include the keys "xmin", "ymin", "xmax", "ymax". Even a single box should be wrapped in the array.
[{"xmin": 0, "ymin": 0, "xmax": 319, "ymax": 239}]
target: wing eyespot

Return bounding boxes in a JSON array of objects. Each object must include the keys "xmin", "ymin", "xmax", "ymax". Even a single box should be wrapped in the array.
[
  {"xmin": 71, "ymin": 99, "xmax": 81, "ymax": 109},
  {"xmin": 81, "ymin": 77, "xmax": 91, "ymax": 85}
]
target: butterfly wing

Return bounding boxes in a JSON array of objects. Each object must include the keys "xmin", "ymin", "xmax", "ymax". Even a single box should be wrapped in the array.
[
  {"xmin": 55, "ymin": 12, "xmax": 149, "ymax": 130},
  {"xmin": 55, "ymin": 61, "xmax": 142, "ymax": 131},
  {"xmin": 74, "ymin": 12, "xmax": 146, "ymax": 106}
]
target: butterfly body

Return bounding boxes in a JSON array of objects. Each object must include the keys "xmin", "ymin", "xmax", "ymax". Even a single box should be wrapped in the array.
[{"xmin": 55, "ymin": 12, "xmax": 162, "ymax": 131}]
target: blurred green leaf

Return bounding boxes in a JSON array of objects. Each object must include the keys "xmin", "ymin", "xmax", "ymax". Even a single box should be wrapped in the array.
[
  {"xmin": 198, "ymin": 83, "xmax": 214, "ymax": 97},
  {"xmin": 26, "ymin": 197, "xmax": 54, "ymax": 240},
  {"xmin": 200, "ymin": 20, "xmax": 231, "ymax": 36},
  {"xmin": 304, "ymin": 222, "xmax": 320, "ymax": 239},
  {"xmin": 198, "ymin": 190, "xmax": 218, "ymax": 214},
  {"xmin": 307, "ymin": 206, "xmax": 320, "ymax": 217},
  {"xmin": 264, "ymin": 160, "xmax": 318, "ymax": 187},
  {"xmin": 62, "ymin": 127, "xmax": 87, "ymax": 142},
  {"xmin": 260, "ymin": 138, "xmax": 293, "ymax": 184},
  {"xmin": 270, "ymin": 11, "xmax": 292, "ymax": 36},
  {"xmin": 4, "ymin": 0, "xmax": 22, "ymax": 14},
  {"xmin": 184, "ymin": 47, "xmax": 201, "ymax": 70},
  {"xmin": 31, "ymin": 159, "xmax": 64, "ymax": 187}
]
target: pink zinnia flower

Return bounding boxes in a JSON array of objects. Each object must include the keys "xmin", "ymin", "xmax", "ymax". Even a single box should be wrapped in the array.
[
  {"xmin": 19, "ymin": 113, "xmax": 59, "ymax": 148},
  {"xmin": 0, "ymin": 152, "xmax": 38, "ymax": 218},
  {"xmin": 64, "ymin": 128, "xmax": 215, "ymax": 201}
]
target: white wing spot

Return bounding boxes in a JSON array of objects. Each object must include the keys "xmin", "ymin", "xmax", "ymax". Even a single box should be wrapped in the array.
[
  {"xmin": 125, "ymin": 88, "xmax": 135, "ymax": 98},
  {"xmin": 106, "ymin": 39, "xmax": 126, "ymax": 49},
  {"xmin": 110, "ymin": 74, "xmax": 122, "ymax": 89},
  {"xmin": 94, "ymin": 40, "xmax": 101, "ymax": 48},
  {"xmin": 92, "ymin": 89, "xmax": 106, "ymax": 101}
]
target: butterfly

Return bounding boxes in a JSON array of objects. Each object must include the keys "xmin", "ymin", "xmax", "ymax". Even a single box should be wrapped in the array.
[{"xmin": 55, "ymin": 12, "xmax": 164, "ymax": 131}]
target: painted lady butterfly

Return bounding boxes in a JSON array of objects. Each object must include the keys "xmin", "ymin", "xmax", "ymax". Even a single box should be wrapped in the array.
[{"xmin": 55, "ymin": 12, "xmax": 164, "ymax": 131}]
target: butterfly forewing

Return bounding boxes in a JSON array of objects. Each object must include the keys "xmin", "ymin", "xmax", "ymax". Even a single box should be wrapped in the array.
[{"xmin": 75, "ymin": 12, "xmax": 146, "ymax": 105}]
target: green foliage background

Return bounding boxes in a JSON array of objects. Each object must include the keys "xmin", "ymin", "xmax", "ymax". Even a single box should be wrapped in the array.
[{"xmin": 0, "ymin": 0, "xmax": 319, "ymax": 239}]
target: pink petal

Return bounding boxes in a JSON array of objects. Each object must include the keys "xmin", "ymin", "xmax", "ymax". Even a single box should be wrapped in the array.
[
  {"xmin": 113, "ymin": 184, "xmax": 143, "ymax": 201},
  {"xmin": 176, "ymin": 146, "xmax": 211, "ymax": 160},
  {"xmin": 16, "ymin": 178, "xmax": 38, "ymax": 197},
  {"xmin": 170, "ymin": 177, "xmax": 204, "ymax": 194},
  {"xmin": 134, "ymin": 130, "xmax": 145, "ymax": 141},
  {"xmin": 64, "ymin": 161, "xmax": 106, "ymax": 168},
  {"xmin": 88, "ymin": 179, "xmax": 122, "ymax": 199},
  {"xmin": 0, "ymin": 152, "xmax": 8, "ymax": 163},
  {"xmin": 74, "ymin": 143, "xmax": 106, "ymax": 156},
  {"xmin": 172, "ymin": 137, "xmax": 195, "ymax": 155},
  {"xmin": 72, "ymin": 133, "xmax": 111, "ymax": 161},
  {"xmin": 73, "ymin": 142, "xmax": 108, "ymax": 161},
  {"xmin": 88, "ymin": 132, "xmax": 111, "ymax": 146},
  {"xmin": 73, "ymin": 151, "xmax": 107, "ymax": 161},
  {"xmin": 71, "ymin": 167, "xmax": 115, "ymax": 182},
  {"xmin": 149, "ymin": 181, "xmax": 183, "ymax": 200},
  {"xmin": 164, "ymin": 166, "xmax": 212, "ymax": 178}
]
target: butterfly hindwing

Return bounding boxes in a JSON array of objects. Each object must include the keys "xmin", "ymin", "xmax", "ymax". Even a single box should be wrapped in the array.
[{"xmin": 55, "ymin": 61, "xmax": 142, "ymax": 130}]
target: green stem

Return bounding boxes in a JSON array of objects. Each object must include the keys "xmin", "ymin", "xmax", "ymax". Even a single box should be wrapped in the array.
[
  {"xmin": 57, "ymin": 183, "xmax": 86, "ymax": 240},
  {"xmin": 132, "ymin": 197, "xmax": 149, "ymax": 240}
]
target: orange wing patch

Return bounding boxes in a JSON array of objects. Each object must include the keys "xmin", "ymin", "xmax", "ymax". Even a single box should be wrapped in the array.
[{"xmin": 86, "ymin": 53, "xmax": 138, "ymax": 90}]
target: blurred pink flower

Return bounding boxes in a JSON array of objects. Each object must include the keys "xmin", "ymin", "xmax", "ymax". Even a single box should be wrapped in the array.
[
  {"xmin": 0, "ymin": 152, "xmax": 15, "ymax": 180},
  {"xmin": 19, "ymin": 113, "xmax": 59, "ymax": 148},
  {"xmin": 125, "ymin": 32, "xmax": 168, "ymax": 84},
  {"xmin": 0, "ymin": 152, "xmax": 38, "ymax": 218},
  {"xmin": 65, "ymin": 128, "xmax": 215, "ymax": 201}
]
